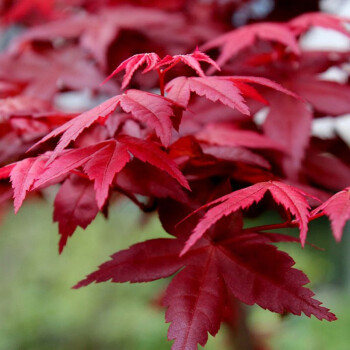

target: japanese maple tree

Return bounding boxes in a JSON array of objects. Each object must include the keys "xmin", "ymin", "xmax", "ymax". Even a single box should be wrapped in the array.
[{"xmin": 1, "ymin": 1, "xmax": 350, "ymax": 349}]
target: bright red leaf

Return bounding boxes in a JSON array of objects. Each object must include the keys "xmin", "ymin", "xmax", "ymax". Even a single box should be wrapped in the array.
[
  {"xmin": 32, "ymin": 89, "xmax": 180, "ymax": 161},
  {"xmin": 156, "ymin": 49, "xmax": 221, "ymax": 77},
  {"xmin": 103, "ymin": 53, "xmax": 161, "ymax": 89},
  {"xmin": 166, "ymin": 76, "xmax": 249, "ymax": 115},
  {"xmin": 84, "ymin": 141, "xmax": 131, "ymax": 208},
  {"xmin": 32, "ymin": 137, "xmax": 188, "ymax": 208},
  {"xmin": 312, "ymin": 187, "xmax": 350, "ymax": 242},
  {"xmin": 183, "ymin": 181, "xmax": 311, "ymax": 254},
  {"xmin": 10, "ymin": 155, "xmax": 48, "ymax": 213}
]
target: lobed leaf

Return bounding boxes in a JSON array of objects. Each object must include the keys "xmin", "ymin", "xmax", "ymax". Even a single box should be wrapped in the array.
[
  {"xmin": 201, "ymin": 22, "xmax": 300, "ymax": 68},
  {"xmin": 103, "ymin": 53, "xmax": 161, "ymax": 89},
  {"xmin": 166, "ymin": 76, "xmax": 249, "ymax": 115},
  {"xmin": 54, "ymin": 175, "xmax": 99, "ymax": 253},
  {"xmin": 312, "ymin": 188, "xmax": 350, "ymax": 242},
  {"xmin": 182, "ymin": 181, "xmax": 311, "ymax": 254}
]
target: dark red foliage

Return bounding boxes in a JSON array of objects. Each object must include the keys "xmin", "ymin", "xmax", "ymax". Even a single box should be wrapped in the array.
[{"xmin": 0, "ymin": 2, "xmax": 349, "ymax": 349}]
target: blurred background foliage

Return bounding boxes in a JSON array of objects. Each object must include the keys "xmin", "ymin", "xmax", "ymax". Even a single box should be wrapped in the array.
[{"xmin": 1, "ymin": 198, "xmax": 350, "ymax": 350}]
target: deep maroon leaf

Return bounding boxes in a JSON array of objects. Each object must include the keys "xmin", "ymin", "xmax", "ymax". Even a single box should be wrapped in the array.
[
  {"xmin": 76, "ymin": 219, "xmax": 335, "ymax": 350},
  {"xmin": 54, "ymin": 175, "xmax": 99, "ymax": 253},
  {"xmin": 118, "ymin": 135, "xmax": 190, "ymax": 190},
  {"xmin": 74, "ymin": 238, "xmax": 185, "ymax": 287},
  {"xmin": 116, "ymin": 159, "xmax": 189, "ymax": 204},
  {"xmin": 164, "ymin": 251, "xmax": 225, "ymax": 350},
  {"xmin": 218, "ymin": 237, "xmax": 334, "ymax": 321}
]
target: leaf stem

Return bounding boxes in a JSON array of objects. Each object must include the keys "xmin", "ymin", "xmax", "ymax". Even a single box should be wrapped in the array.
[
  {"xmin": 242, "ymin": 211, "xmax": 326, "ymax": 234},
  {"xmin": 69, "ymin": 169, "xmax": 90, "ymax": 180},
  {"xmin": 308, "ymin": 212, "xmax": 325, "ymax": 222},
  {"xmin": 158, "ymin": 69, "xmax": 165, "ymax": 96},
  {"xmin": 162, "ymin": 58, "xmax": 181, "ymax": 74},
  {"xmin": 242, "ymin": 220, "xmax": 298, "ymax": 233},
  {"xmin": 113, "ymin": 185, "xmax": 157, "ymax": 212}
]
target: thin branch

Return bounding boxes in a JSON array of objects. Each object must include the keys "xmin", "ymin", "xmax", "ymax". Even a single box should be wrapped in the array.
[{"xmin": 242, "ymin": 220, "xmax": 298, "ymax": 234}]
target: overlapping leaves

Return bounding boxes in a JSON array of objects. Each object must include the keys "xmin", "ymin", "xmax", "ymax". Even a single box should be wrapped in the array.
[{"xmin": 75, "ymin": 201, "xmax": 335, "ymax": 350}]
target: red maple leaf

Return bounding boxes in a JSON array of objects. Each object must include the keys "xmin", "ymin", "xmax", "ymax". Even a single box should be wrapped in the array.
[
  {"xmin": 54, "ymin": 174, "xmax": 99, "ymax": 253},
  {"xmin": 74, "ymin": 206, "xmax": 335, "ymax": 350},
  {"xmin": 312, "ymin": 187, "xmax": 350, "ymax": 242},
  {"xmin": 30, "ymin": 137, "xmax": 188, "ymax": 209},
  {"xmin": 263, "ymin": 94, "xmax": 312, "ymax": 180},
  {"xmin": 32, "ymin": 89, "xmax": 181, "ymax": 161},
  {"xmin": 166, "ymin": 76, "xmax": 249, "ymax": 115},
  {"xmin": 289, "ymin": 12, "xmax": 350, "ymax": 38},
  {"xmin": 115, "ymin": 159, "xmax": 189, "ymax": 204},
  {"xmin": 103, "ymin": 53, "xmax": 161, "ymax": 89},
  {"xmin": 182, "ymin": 181, "xmax": 311, "ymax": 254},
  {"xmin": 103, "ymin": 49, "xmax": 221, "ymax": 89},
  {"xmin": 165, "ymin": 75, "xmax": 298, "ymax": 116},
  {"xmin": 9, "ymin": 154, "xmax": 49, "ymax": 213},
  {"xmin": 156, "ymin": 49, "xmax": 221, "ymax": 76},
  {"xmin": 201, "ymin": 22, "xmax": 300, "ymax": 69}
]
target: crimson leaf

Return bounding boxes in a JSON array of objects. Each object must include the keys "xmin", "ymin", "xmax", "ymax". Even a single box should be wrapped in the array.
[
  {"xmin": 54, "ymin": 174, "xmax": 99, "ymax": 253},
  {"xmin": 183, "ymin": 181, "xmax": 311, "ymax": 254},
  {"xmin": 156, "ymin": 49, "xmax": 221, "ymax": 77},
  {"xmin": 75, "ymin": 216, "xmax": 335, "ymax": 350},
  {"xmin": 103, "ymin": 53, "xmax": 161, "ymax": 89},
  {"xmin": 32, "ymin": 89, "xmax": 180, "ymax": 160},
  {"xmin": 312, "ymin": 187, "xmax": 350, "ymax": 242},
  {"xmin": 166, "ymin": 76, "xmax": 249, "ymax": 115}
]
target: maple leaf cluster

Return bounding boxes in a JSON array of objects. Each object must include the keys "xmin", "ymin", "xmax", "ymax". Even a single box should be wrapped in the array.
[{"xmin": 0, "ymin": 1, "xmax": 350, "ymax": 349}]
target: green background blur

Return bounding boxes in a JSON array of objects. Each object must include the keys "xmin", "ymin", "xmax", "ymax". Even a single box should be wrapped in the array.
[{"xmin": 1, "ymin": 198, "xmax": 350, "ymax": 350}]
